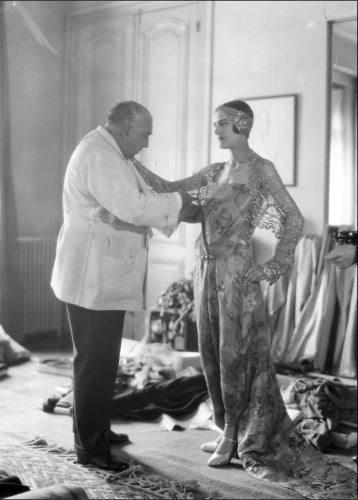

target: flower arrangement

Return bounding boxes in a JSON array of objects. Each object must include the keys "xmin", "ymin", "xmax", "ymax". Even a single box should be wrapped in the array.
[
  {"xmin": 147, "ymin": 277, "xmax": 197, "ymax": 350},
  {"xmin": 157, "ymin": 277, "xmax": 196, "ymax": 328}
]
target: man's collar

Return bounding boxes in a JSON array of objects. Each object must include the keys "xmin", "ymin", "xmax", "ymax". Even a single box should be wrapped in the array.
[{"xmin": 96, "ymin": 125, "xmax": 126, "ymax": 160}]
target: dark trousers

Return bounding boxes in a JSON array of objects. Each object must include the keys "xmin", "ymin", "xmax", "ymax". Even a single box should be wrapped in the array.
[{"xmin": 65, "ymin": 303, "xmax": 125, "ymax": 459}]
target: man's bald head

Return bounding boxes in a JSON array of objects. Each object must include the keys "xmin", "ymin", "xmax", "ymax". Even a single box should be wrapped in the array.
[{"xmin": 105, "ymin": 101, "xmax": 152, "ymax": 159}]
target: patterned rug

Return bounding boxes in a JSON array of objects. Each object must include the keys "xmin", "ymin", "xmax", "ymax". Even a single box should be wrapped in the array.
[{"xmin": 0, "ymin": 438, "xmax": 222, "ymax": 499}]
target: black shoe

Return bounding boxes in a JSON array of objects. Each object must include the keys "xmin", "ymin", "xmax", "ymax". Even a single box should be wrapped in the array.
[
  {"xmin": 77, "ymin": 453, "xmax": 129, "ymax": 471},
  {"xmin": 109, "ymin": 430, "xmax": 130, "ymax": 444}
]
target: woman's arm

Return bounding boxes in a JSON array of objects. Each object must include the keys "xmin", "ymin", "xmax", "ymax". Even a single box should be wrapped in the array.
[
  {"xmin": 262, "ymin": 162, "xmax": 303, "ymax": 283},
  {"xmin": 132, "ymin": 159, "xmax": 211, "ymax": 194},
  {"xmin": 246, "ymin": 161, "xmax": 304, "ymax": 285}
]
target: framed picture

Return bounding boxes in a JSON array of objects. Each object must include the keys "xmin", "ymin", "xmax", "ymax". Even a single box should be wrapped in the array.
[{"xmin": 244, "ymin": 94, "xmax": 298, "ymax": 186}]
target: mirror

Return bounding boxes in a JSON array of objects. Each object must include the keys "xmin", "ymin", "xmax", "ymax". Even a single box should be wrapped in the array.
[{"xmin": 328, "ymin": 19, "xmax": 357, "ymax": 228}]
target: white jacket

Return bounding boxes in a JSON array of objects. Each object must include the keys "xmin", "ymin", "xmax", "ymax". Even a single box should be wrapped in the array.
[{"xmin": 51, "ymin": 126, "xmax": 181, "ymax": 310}]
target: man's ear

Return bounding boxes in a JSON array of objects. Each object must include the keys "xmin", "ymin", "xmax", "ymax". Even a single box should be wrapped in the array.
[
  {"xmin": 116, "ymin": 122, "xmax": 130, "ymax": 139},
  {"xmin": 122, "ymin": 122, "xmax": 132, "ymax": 138}
]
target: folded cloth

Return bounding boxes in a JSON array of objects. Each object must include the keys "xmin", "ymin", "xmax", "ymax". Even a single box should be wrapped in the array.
[{"xmin": 283, "ymin": 377, "xmax": 357, "ymax": 422}]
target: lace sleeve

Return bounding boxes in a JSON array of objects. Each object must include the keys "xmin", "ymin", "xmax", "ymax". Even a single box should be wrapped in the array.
[
  {"xmin": 131, "ymin": 159, "xmax": 211, "ymax": 198},
  {"xmin": 257, "ymin": 161, "xmax": 304, "ymax": 284}
]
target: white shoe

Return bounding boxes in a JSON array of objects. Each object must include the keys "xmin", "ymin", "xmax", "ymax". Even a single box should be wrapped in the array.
[
  {"xmin": 207, "ymin": 437, "xmax": 238, "ymax": 467},
  {"xmin": 200, "ymin": 434, "xmax": 222, "ymax": 453}
]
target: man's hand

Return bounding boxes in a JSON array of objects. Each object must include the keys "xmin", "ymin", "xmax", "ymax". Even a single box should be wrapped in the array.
[
  {"xmin": 177, "ymin": 190, "xmax": 202, "ymax": 224},
  {"xmin": 325, "ymin": 245, "xmax": 356, "ymax": 269}
]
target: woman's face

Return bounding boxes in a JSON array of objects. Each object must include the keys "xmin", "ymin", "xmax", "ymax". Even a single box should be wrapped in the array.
[{"xmin": 213, "ymin": 110, "xmax": 241, "ymax": 149}]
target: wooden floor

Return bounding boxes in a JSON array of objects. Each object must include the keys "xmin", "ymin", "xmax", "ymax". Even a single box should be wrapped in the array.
[{"xmin": 0, "ymin": 332, "xmax": 356, "ymax": 499}]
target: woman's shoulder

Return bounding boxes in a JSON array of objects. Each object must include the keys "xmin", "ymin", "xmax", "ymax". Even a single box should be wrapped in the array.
[{"xmin": 250, "ymin": 150, "xmax": 276, "ymax": 175}]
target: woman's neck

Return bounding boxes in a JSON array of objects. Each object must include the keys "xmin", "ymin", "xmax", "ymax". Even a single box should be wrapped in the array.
[{"xmin": 230, "ymin": 142, "xmax": 251, "ymax": 164}]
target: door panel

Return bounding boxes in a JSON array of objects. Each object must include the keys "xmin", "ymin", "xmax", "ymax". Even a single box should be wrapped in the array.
[
  {"xmin": 65, "ymin": 13, "xmax": 136, "ymax": 150},
  {"xmin": 65, "ymin": 1, "xmax": 212, "ymax": 317},
  {"xmin": 136, "ymin": 4, "xmax": 200, "ymax": 308}
]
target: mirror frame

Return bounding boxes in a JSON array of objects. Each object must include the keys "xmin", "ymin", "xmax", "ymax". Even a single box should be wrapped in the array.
[{"xmin": 325, "ymin": 16, "xmax": 357, "ymax": 227}]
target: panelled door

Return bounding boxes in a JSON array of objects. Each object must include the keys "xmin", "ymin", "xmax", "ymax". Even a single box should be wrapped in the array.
[
  {"xmin": 135, "ymin": 2, "xmax": 206, "ymax": 310},
  {"xmin": 65, "ymin": 1, "xmax": 212, "ymax": 337}
]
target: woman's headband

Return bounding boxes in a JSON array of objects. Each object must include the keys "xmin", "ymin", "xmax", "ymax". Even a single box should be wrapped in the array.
[{"xmin": 218, "ymin": 105, "xmax": 253, "ymax": 137}]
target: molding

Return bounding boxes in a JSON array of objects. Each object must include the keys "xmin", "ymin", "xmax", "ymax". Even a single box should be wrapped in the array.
[
  {"xmin": 82, "ymin": 28, "xmax": 127, "ymax": 132},
  {"xmin": 67, "ymin": 1, "xmax": 198, "ymax": 18},
  {"xmin": 139, "ymin": 16, "xmax": 190, "ymax": 188},
  {"xmin": 324, "ymin": 21, "xmax": 333, "ymax": 228}
]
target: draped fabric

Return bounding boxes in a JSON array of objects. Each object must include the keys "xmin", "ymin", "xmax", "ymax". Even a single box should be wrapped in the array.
[
  {"xmin": 0, "ymin": 2, "xmax": 23, "ymax": 341},
  {"xmin": 266, "ymin": 226, "xmax": 357, "ymax": 378},
  {"xmin": 335, "ymin": 268, "xmax": 357, "ymax": 378},
  {"xmin": 268, "ymin": 235, "xmax": 321, "ymax": 364}
]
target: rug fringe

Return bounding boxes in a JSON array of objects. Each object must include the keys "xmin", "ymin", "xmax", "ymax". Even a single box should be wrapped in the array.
[{"xmin": 24, "ymin": 437, "xmax": 223, "ymax": 500}]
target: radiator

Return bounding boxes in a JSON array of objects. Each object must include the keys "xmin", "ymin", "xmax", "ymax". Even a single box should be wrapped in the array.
[{"xmin": 18, "ymin": 237, "xmax": 63, "ymax": 336}]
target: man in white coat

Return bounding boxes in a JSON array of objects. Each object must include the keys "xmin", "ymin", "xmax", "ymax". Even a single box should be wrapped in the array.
[{"xmin": 51, "ymin": 101, "xmax": 200, "ymax": 471}]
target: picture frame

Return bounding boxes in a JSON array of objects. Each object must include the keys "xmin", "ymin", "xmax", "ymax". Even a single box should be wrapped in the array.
[{"xmin": 244, "ymin": 94, "xmax": 298, "ymax": 186}]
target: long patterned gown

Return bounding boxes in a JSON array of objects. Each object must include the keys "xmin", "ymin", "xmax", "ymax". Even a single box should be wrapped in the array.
[{"xmin": 133, "ymin": 152, "xmax": 357, "ymax": 498}]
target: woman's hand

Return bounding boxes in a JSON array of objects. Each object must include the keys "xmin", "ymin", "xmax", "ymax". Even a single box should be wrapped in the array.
[{"xmin": 244, "ymin": 265, "xmax": 268, "ymax": 284}]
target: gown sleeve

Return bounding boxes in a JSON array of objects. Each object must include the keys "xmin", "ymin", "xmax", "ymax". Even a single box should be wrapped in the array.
[
  {"xmin": 257, "ymin": 161, "xmax": 304, "ymax": 284},
  {"xmin": 131, "ymin": 159, "xmax": 212, "ymax": 199}
]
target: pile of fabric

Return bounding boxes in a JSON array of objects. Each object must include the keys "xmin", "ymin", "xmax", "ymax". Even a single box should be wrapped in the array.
[
  {"xmin": 43, "ymin": 341, "xmax": 208, "ymax": 421},
  {"xmin": 282, "ymin": 376, "xmax": 357, "ymax": 451}
]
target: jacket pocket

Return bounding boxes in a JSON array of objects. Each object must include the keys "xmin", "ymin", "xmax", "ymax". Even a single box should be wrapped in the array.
[{"xmin": 100, "ymin": 235, "xmax": 142, "ymax": 301}]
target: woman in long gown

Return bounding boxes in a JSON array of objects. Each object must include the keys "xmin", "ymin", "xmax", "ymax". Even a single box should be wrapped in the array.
[{"xmin": 133, "ymin": 101, "xmax": 356, "ymax": 494}]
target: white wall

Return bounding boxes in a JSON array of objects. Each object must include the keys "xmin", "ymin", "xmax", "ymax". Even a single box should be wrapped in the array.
[{"xmin": 211, "ymin": 0, "xmax": 356, "ymax": 236}]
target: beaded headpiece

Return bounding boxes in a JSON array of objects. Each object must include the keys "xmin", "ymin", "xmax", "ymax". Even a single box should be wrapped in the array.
[{"xmin": 216, "ymin": 101, "xmax": 254, "ymax": 138}]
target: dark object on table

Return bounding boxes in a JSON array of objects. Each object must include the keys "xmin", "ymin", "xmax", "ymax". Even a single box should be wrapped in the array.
[{"xmin": 334, "ymin": 230, "xmax": 357, "ymax": 246}]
